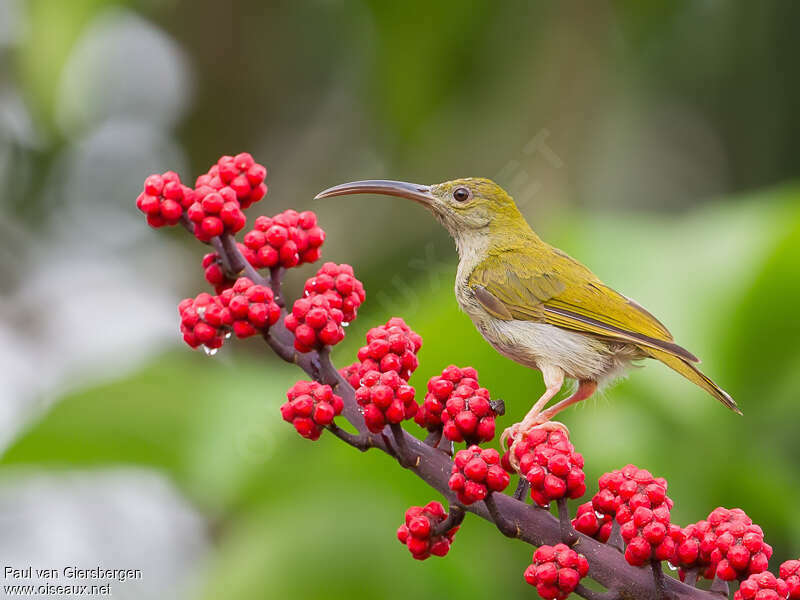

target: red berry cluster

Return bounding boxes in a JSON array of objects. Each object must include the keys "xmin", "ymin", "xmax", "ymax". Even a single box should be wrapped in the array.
[
  {"xmin": 342, "ymin": 318, "xmax": 423, "ymax": 387},
  {"xmin": 136, "ymin": 171, "xmax": 195, "ymax": 227},
  {"xmin": 243, "ymin": 211, "xmax": 325, "ymax": 269},
  {"xmin": 780, "ymin": 560, "xmax": 800, "ymax": 599},
  {"xmin": 178, "ymin": 293, "xmax": 230, "ymax": 350},
  {"xmin": 620, "ymin": 504, "xmax": 680, "ymax": 567},
  {"xmin": 218, "ymin": 277, "xmax": 281, "ymax": 338},
  {"xmin": 355, "ymin": 370, "xmax": 417, "ymax": 433},
  {"xmin": 196, "ymin": 152, "xmax": 267, "ymax": 209},
  {"xmin": 284, "ymin": 295, "xmax": 345, "ymax": 352},
  {"xmin": 187, "ymin": 185, "xmax": 246, "ymax": 242},
  {"xmin": 590, "ymin": 464, "xmax": 676, "ymax": 566},
  {"xmin": 202, "ymin": 244, "xmax": 258, "ymax": 294},
  {"xmin": 592, "ymin": 464, "xmax": 672, "ymax": 524},
  {"xmin": 303, "ymin": 262, "xmax": 365, "ymax": 323},
  {"xmin": 506, "ymin": 428, "xmax": 586, "ymax": 507},
  {"xmin": 448, "ymin": 446, "xmax": 509, "ymax": 505},
  {"xmin": 280, "ymin": 380, "xmax": 343, "ymax": 441},
  {"xmin": 735, "ymin": 572, "xmax": 790, "ymax": 600},
  {"xmin": 572, "ymin": 501, "xmax": 612, "ymax": 543},
  {"xmin": 673, "ymin": 519, "xmax": 720, "ymax": 580},
  {"xmin": 415, "ymin": 365, "xmax": 498, "ymax": 445},
  {"xmin": 396, "ymin": 502, "xmax": 459, "ymax": 560},
  {"xmin": 523, "ymin": 544, "xmax": 589, "ymax": 600},
  {"xmin": 674, "ymin": 507, "xmax": 771, "ymax": 581}
]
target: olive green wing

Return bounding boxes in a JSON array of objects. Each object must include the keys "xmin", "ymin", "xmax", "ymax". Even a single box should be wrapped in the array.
[{"xmin": 468, "ymin": 246, "xmax": 699, "ymax": 363}]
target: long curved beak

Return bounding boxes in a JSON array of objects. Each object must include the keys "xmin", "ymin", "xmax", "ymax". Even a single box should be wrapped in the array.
[{"xmin": 314, "ymin": 179, "xmax": 435, "ymax": 206}]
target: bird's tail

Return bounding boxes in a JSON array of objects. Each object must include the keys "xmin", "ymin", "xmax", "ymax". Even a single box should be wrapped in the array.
[{"xmin": 646, "ymin": 348, "xmax": 741, "ymax": 414}]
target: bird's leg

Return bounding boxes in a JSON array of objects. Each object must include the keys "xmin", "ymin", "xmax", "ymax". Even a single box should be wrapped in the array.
[
  {"xmin": 537, "ymin": 380, "xmax": 598, "ymax": 422},
  {"xmin": 501, "ymin": 366, "xmax": 564, "ymax": 469}
]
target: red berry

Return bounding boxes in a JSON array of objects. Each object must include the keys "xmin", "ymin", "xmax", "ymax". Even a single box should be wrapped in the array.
[
  {"xmin": 178, "ymin": 292, "xmax": 231, "ymax": 351},
  {"xmin": 303, "ymin": 262, "xmax": 366, "ymax": 323},
  {"xmin": 590, "ymin": 464, "xmax": 676, "ymax": 567},
  {"xmin": 504, "ymin": 428, "xmax": 585, "ymax": 507},
  {"xmin": 342, "ymin": 318, "xmax": 423, "ymax": 389},
  {"xmin": 448, "ymin": 445, "xmax": 509, "ymax": 505},
  {"xmin": 280, "ymin": 380, "xmax": 343, "ymax": 441},
  {"xmin": 243, "ymin": 210, "xmax": 325, "ymax": 269},
  {"xmin": 284, "ymin": 295, "xmax": 345, "ymax": 353},
  {"xmin": 673, "ymin": 508, "xmax": 772, "ymax": 582},
  {"xmin": 572, "ymin": 502, "xmax": 613, "ymax": 543},
  {"xmin": 200, "ymin": 153, "xmax": 267, "ymax": 209},
  {"xmin": 136, "ymin": 171, "xmax": 195, "ymax": 227},
  {"xmin": 187, "ymin": 180, "xmax": 246, "ymax": 242},
  {"xmin": 780, "ymin": 560, "xmax": 800, "ymax": 599},
  {"xmin": 397, "ymin": 502, "xmax": 459, "ymax": 560},
  {"xmin": 215, "ymin": 277, "xmax": 280, "ymax": 338},
  {"xmin": 734, "ymin": 572, "xmax": 789, "ymax": 600},
  {"xmin": 524, "ymin": 544, "xmax": 589, "ymax": 600},
  {"xmin": 355, "ymin": 370, "xmax": 417, "ymax": 433},
  {"xmin": 414, "ymin": 365, "xmax": 500, "ymax": 445}
]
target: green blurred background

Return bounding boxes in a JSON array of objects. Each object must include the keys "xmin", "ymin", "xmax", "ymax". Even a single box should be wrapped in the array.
[{"xmin": 1, "ymin": 1, "xmax": 799, "ymax": 598}]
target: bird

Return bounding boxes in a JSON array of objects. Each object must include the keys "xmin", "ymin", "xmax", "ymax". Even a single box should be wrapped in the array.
[{"xmin": 315, "ymin": 178, "xmax": 739, "ymax": 462}]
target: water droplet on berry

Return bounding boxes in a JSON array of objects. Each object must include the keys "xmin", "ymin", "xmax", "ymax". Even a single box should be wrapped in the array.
[
  {"xmin": 224, "ymin": 331, "xmax": 232, "ymax": 339},
  {"xmin": 203, "ymin": 346, "xmax": 218, "ymax": 356},
  {"xmin": 667, "ymin": 563, "xmax": 678, "ymax": 572},
  {"xmin": 595, "ymin": 511, "xmax": 605, "ymax": 519},
  {"xmin": 197, "ymin": 306, "xmax": 207, "ymax": 317},
  {"xmin": 342, "ymin": 321, "xmax": 350, "ymax": 328}
]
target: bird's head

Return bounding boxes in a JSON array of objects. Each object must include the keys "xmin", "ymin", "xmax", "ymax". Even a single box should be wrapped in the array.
[{"xmin": 314, "ymin": 177, "xmax": 529, "ymax": 245}]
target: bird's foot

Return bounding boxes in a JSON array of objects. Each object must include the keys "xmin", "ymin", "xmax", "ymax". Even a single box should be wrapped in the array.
[{"xmin": 501, "ymin": 419, "xmax": 570, "ymax": 474}]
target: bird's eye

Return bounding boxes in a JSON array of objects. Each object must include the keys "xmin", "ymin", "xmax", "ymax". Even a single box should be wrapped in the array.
[{"xmin": 453, "ymin": 187, "xmax": 470, "ymax": 202}]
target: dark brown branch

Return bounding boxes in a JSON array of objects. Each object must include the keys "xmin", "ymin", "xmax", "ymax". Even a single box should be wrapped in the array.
[{"xmin": 327, "ymin": 423, "xmax": 370, "ymax": 451}]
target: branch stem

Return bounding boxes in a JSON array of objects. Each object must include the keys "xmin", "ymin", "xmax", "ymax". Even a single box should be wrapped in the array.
[
  {"xmin": 557, "ymin": 497, "xmax": 579, "ymax": 546},
  {"xmin": 485, "ymin": 494, "xmax": 518, "ymax": 537}
]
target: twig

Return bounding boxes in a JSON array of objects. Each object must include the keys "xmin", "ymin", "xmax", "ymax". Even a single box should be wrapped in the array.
[
  {"xmin": 709, "ymin": 576, "xmax": 729, "ymax": 596},
  {"xmin": 433, "ymin": 505, "xmax": 465, "ymax": 536},
  {"xmin": 424, "ymin": 429, "xmax": 443, "ymax": 448},
  {"xmin": 270, "ymin": 267, "xmax": 285, "ymax": 307},
  {"xmin": 607, "ymin": 519, "xmax": 624, "ymax": 553},
  {"xmin": 513, "ymin": 478, "xmax": 529, "ymax": 501},
  {"xmin": 264, "ymin": 331, "xmax": 295, "ymax": 362},
  {"xmin": 683, "ymin": 569, "xmax": 699, "ymax": 588},
  {"xmin": 484, "ymin": 493, "xmax": 518, "ymax": 537},
  {"xmin": 391, "ymin": 423, "xmax": 417, "ymax": 468},
  {"xmin": 652, "ymin": 561, "xmax": 667, "ymax": 600},
  {"xmin": 557, "ymin": 497, "xmax": 579, "ymax": 546},
  {"xmin": 327, "ymin": 423, "xmax": 370, "ymax": 451}
]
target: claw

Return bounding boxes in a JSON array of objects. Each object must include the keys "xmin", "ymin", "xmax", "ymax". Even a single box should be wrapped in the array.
[{"xmin": 501, "ymin": 419, "xmax": 571, "ymax": 474}]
